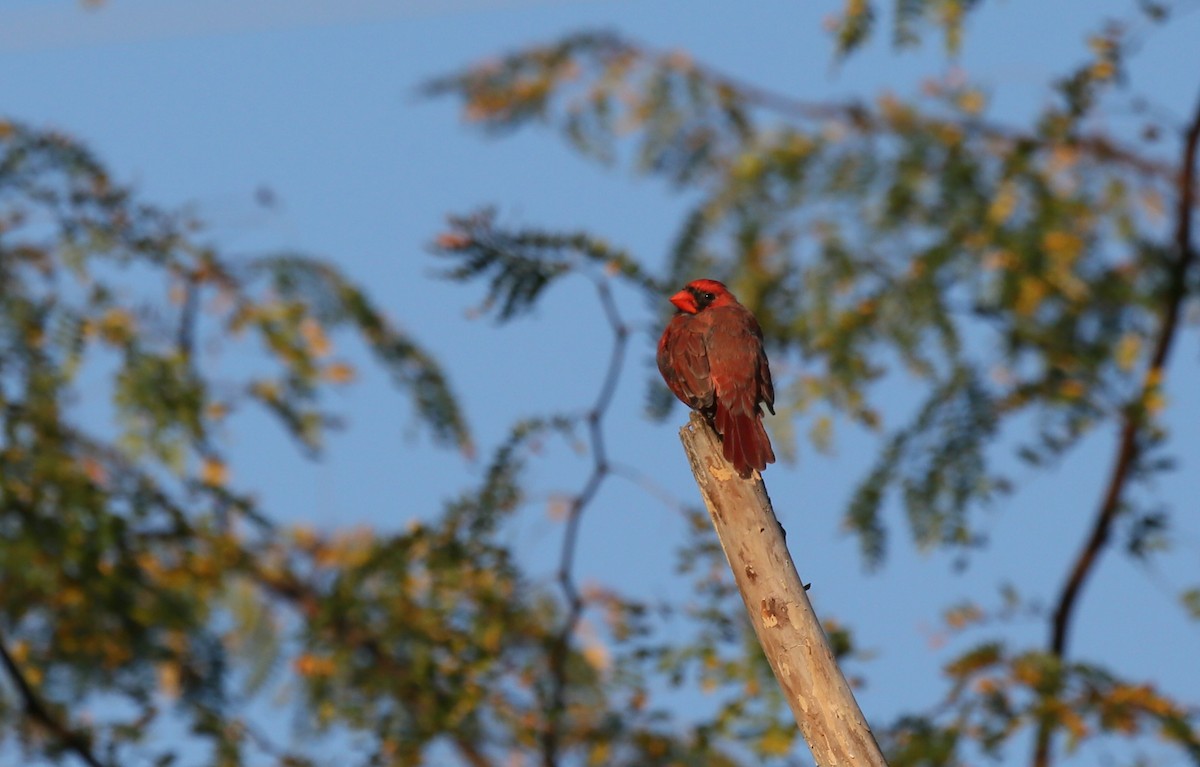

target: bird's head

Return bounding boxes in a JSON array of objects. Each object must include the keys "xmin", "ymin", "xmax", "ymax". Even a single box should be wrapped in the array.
[{"xmin": 669, "ymin": 279, "xmax": 736, "ymax": 314}]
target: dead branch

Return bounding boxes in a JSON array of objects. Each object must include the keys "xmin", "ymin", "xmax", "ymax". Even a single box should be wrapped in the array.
[{"xmin": 679, "ymin": 412, "xmax": 888, "ymax": 767}]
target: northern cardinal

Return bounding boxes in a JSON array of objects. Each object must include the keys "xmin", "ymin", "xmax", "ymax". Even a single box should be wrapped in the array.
[{"xmin": 657, "ymin": 279, "xmax": 776, "ymax": 478}]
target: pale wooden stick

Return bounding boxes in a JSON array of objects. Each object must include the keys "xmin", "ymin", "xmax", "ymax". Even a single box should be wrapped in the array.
[{"xmin": 679, "ymin": 412, "xmax": 889, "ymax": 767}]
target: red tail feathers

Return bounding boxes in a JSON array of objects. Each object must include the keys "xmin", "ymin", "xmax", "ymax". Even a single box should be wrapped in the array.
[{"xmin": 714, "ymin": 404, "xmax": 775, "ymax": 478}]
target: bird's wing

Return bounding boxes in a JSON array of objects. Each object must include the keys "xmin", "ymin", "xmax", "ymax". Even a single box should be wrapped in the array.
[
  {"xmin": 706, "ymin": 306, "xmax": 767, "ymax": 418},
  {"xmin": 750, "ymin": 314, "xmax": 775, "ymax": 414},
  {"xmin": 705, "ymin": 305, "xmax": 775, "ymax": 475},
  {"xmin": 659, "ymin": 314, "xmax": 714, "ymax": 411}
]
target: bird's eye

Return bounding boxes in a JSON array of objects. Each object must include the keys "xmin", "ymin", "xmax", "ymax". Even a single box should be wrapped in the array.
[{"xmin": 702, "ymin": 292, "xmax": 715, "ymax": 302}]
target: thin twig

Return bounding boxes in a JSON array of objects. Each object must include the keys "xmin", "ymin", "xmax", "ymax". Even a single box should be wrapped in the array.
[
  {"xmin": 1033, "ymin": 86, "xmax": 1200, "ymax": 767},
  {"xmin": 0, "ymin": 628, "xmax": 108, "ymax": 767},
  {"xmin": 541, "ymin": 277, "xmax": 628, "ymax": 767},
  {"xmin": 608, "ymin": 460, "xmax": 694, "ymax": 516},
  {"xmin": 176, "ymin": 270, "xmax": 200, "ymax": 362}
]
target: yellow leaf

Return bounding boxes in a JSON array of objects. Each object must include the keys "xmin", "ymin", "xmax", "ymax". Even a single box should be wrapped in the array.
[
  {"xmin": 582, "ymin": 642, "xmax": 610, "ymax": 672},
  {"xmin": 1087, "ymin": 34, "xmax": 1116, "ymax": 56},
  {"xmin": 1048, "ymin": 146, "xmax": 1080, "ymax": 174},
  {"xmin": 1141, "ymin": 188, "xmax": 1165, "ymax": 222},
  {"xmin": 101, "ymin": 643, "xmax": 130, "ymax": 667},
  {"xmin": 1042, "ymin": 230, "xmax": 1084, "ymax": 263},
  {"xmin": 300, "ymin": 317, "xmax": 331, "ymax": 358},
  {"xmin": 317, "ymin": 700, "xmax": 336, "ymax": 726},
  {"xmin": 1060, "ymin": 703, "xmax": 1090, "ymax": 749},
  {"xmin": 642, "ymin": 735, "xmax": 668, "ymax": 758},
  {"xmin": 98, "ymin": 307, "xmax": 136, "ymax": 344},
  {"xmin": 201, "ymin": 457, "xmax": 228, "ymax": 487},
  {"xmin": 480, "ymin": 622, "xmax": 504, "ymax": 654},
  {"xmin": 435, "ymin": 231, "xmax": 471, "ymax": 250},
  {"xmin": 1143, "ymin": 388, "xmax": 1167, "ymax": 415},
  {"xmin": 944, "ymin": 602, "xmax": 984, "ymax": 629},
  {"xmin": 82, "ymin": 456, "xmax": 108, "ymax": 486},
  {"xmin": 759, "ymin": 726, "xmax": 795, "ymax": 757},
  {"xmin": 1015, "ymin": 276, "xmax": 1047, "ymax": 317},
  {"xmin": 320, "ymin": 527, "xmax": 375, "ymax": 569},
  {"xmin": 975, "ymin": 676, "xmax": 1000, "ymax": 695},
  {"xmin": 663, "ymin": 49, "xmax": 693, "ymax": 70},
  {"xmin": 982, "ymin": 250, "xmax": 1012, "ymax": 271},
  {"xmin": 809, "ymin": 415, "xmax": 834, "ymax": 453},
  {"xmin": 987, "ymin": 184, "xmax": 1019, "ymax": 226},
  {"xmin": 546, "ymin": 494, "xmax": 572, "ymax": 521},
  {"xmin": 630, "ymin": 688, "xmax": 647, "ymax": 712},
  {"xmin": 732, "ymin": 151, "xmax": 764, "ymax": 181},
  {"xmin": 294, "ymin": 653, "xmax": 337, "ymax": 678},
  {"xmin": 1059, "ymin": 380, "xmax": 1085, "ymax": 400},
  {"xmin": 158, "ymin": 662, "xmax": 181, "ymax": 700},
  {"xmin": 936, "ymin": 123, "xmax": 964, "ymax": 146},
  {"xmin": 1090, "ymin": 59, "xmax": 1116, "ymax": 81},
  {"xmin": 205, "ymin": 401, "xmax": 229, "ymax": 421},
  {"xmin": 1010, "ymin": 655, "xmax": 1043, "ymax": 686},
  {"xmin": 1115, "ymin": 333, "xmax": 1141, "ymax": 372},
  {"xmin": 291, "ymin": 525, "xmax": 318, "ymax": 550},
  {"xmin": 323, "ymin": 362, "xmax": 356, "ymax": 384},
  {"xmin": 1142, "ymin": 367, "xmax": 1167, "ymax": 413},
  {"xmin": 958, "ymin": 89, "xmax": 986, "ymax": 116},
  {"xmin": 251, "ymin": 379, "xmax": 281, "ymax": 403},
  {"xmin": 963, "ymin": 232, "xmax": 988, "ymax": 251},
  {"xmin": 587, "ymin": 742, "xmax": 611, "ymax": 766},
  {"xmin": 1144, "ymin": 367, "xmax": 1164, "ymax": 389},
  {"xmin": 877, "ymin": 91, "xmax": 913, "ymax": 128},
  {"xmin": 858, "ymin": 407, "xmax": 882, "ymax": 430}
]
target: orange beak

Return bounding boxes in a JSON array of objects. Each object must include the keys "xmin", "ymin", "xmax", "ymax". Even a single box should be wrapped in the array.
[{"xmin": 669, "ymin": 289, "xmax": 698, "ymax": 314}]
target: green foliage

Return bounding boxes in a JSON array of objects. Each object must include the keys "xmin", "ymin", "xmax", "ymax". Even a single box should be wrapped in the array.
[
  {"xmin": 0, "ymin": 119, "xmax": 469, "ymax": 766},
  {"xmin": 847, "ymin": 366, "xmax": 1001, "ymax": 566},
  {"xmin": 1182, "ymin": 588, "xmax": 1200, "ymax": 620},
  {"xmin": 878, "ymin": 594, "xmax": 1200, "ymax": 763},
  {"xmin": 248, "ymin": 254, "xmax": 470, "ymax": 450},
  {"xmin": 829, "ymin": 0, "xmax": 1013, "ymax": 56},
  {"xmin": 3, "ymin": 2, "xmax": 1200, "ymax": 766},
  {"xmin": 432, "ymin": 208, "xmax": 663, "ymax": 321}
]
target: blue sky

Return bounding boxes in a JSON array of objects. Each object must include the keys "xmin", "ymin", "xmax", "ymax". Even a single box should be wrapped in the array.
[{"xmin": 2, "ymin": 1, "xmax": 1199, "ymax": 763}]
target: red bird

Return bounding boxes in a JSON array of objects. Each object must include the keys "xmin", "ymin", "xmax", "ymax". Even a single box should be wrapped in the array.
[{"xmin": 657, "ymin": 279, "xmax": 776, "ymax": 478}]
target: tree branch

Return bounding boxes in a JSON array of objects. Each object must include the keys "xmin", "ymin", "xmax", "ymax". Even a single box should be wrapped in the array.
[
  {"xmin": 0, "ymin": 628, "xmax": 108, "ymax": 767},
  {"xmin": 620, "ymin": 32, "xmax": 1178, "ymax": 183},
  {"xmin": 541, "ymin": 278, "xmax": 628, "ymax": 767},
  {"xmin": 454, "ymin": 736, "xmax": 496, "ymax": 767},
  {"xmin": 679, "ymin": 413, "xmax": 889, "ymax": 767},
  {"xmin": 1033, "ymin": 86, "xmax": 1200, "ymax": 767}
]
